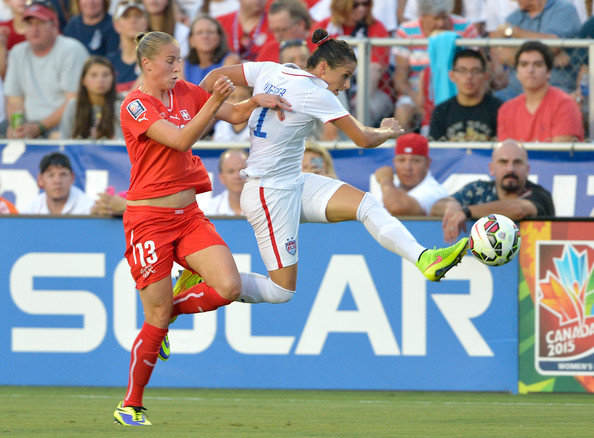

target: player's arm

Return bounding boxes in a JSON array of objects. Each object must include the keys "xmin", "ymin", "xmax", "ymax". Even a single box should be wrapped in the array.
[
  {"xmin": 216, "ymin": 93, "xmax": 292, "ymax": 124},
  {"xmin": 332, "ymin": 115, "xmax": 403, "ymax": 149},
  {"xmin": 146, "ymin": 76, "xmax": 233, "ymax": 151},
  {"xmin": 200, "ymin": 65, "xmax": 249, "ymax": 92}
]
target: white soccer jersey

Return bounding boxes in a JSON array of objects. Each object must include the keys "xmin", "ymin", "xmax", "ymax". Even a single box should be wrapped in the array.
[{"xmin": 241, "ymin": 62, "xmax": 350, "ymax": 189}]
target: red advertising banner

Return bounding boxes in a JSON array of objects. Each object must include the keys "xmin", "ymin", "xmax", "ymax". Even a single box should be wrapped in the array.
[{"xmin": 519, "ymin": 220, "xmax": 594, "ymax": 393}]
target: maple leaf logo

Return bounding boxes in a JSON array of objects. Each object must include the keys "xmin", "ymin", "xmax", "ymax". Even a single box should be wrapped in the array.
[{"xmin": 539, "ymin": 246, "xmax": 594, "ymax": 326}]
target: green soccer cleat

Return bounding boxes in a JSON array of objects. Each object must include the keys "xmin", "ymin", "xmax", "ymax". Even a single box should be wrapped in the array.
[
  {"xmin": 113, "ymin": 401, "xmax": 151, "ymax": 426},
  {"xmin": 158, "ymin": 270, "xmax": 204, "ymax": 361},
  {"xmin": 169, "ymin": 269, "xmax": 204, "ymax": 325},
  {"xmin": 416, "ymin": 237, "xmax": 468, "ymax": 282}
]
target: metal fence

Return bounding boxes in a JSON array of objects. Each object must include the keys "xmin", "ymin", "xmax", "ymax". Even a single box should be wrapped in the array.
[{"xmin": 343, "ymin": 37, "xmax": 594, "ymax": 139}]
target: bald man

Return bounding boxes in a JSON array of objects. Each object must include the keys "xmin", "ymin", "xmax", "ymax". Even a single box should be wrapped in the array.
[{"xmin": 430, "ymin": 139, "xmax": 555, "ymax": 242}]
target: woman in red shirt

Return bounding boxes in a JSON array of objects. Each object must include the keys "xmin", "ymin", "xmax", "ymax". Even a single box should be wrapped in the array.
[{"xmin": 113, "ymin": 30, "xmax": 290, "ymax": 426}]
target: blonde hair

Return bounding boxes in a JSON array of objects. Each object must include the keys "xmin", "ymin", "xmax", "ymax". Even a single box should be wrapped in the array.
[
  {"xmin": 135, "ymin": 31, "xmax": 179, "ymax": 70},
  {"xmin": 304, "ymin": 143, "xmax": 338, "ymax": 179}
]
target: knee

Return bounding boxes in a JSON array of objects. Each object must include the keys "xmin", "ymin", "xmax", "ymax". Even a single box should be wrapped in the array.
[
  {"xmin": 268, "ymin": 280, "xmax": 294, "ymax": 304},
  {"xmin": 215, "ymin": 276, "xmax": 242, "ymax": 302},
  {"xmin": 145, "ymin": 303, "xmax": 173, "ymax": 328}
]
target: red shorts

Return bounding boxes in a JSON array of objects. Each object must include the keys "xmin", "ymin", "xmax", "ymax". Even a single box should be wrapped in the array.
[{"xmin": 123, "ymin": 202, "xmax": 227, "ymax": 289}]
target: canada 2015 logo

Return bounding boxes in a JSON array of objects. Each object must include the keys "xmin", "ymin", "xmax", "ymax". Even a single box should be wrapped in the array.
[{"xmin": 535, "ymin": 243, "xmax": 594, "ymax": 375}]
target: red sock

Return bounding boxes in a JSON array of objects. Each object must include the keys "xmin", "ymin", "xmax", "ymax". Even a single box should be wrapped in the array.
[
  {"xmin": 123, "ymin": 322, "xmax": 168, "ymax": 407},
  {"xmin": 172, "ymin": 283, "xmax": 233, "ymax": 318}
]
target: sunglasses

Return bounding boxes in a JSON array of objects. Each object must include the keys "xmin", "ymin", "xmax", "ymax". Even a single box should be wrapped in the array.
[
  {"xmin": 279, "ymin": 39, "xmax": 307, "ymax": 50},
  {"xmin": 353, "ymin": 0, "xmax": 371, "ymax": 8}
]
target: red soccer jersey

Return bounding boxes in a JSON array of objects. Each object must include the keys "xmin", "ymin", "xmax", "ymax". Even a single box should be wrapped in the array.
[
  {"xmin": 217, "ymin": 11, "xmax": 273, "ymax": 61},
  {"xmin": 121, "ymin": 80, "xmax": 213, "ymax": 200},
  {"xmin": 497, "ymin": 86, "xmax": 584, "ymax": 142}
]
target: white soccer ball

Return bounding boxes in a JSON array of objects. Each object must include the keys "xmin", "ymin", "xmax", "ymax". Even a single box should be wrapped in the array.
[{"xmin": 469, "ymin": 214, "xmax": 521, "ymax": 266}]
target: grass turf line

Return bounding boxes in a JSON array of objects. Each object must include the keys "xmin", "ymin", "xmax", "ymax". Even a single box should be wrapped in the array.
[{"xmin": 1, "ymin": 386, "xmax": 593, "ymax": 437}]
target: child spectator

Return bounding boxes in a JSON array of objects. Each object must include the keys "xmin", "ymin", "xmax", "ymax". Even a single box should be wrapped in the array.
[{"xmin": 59, "ymin": 55, "xmax": 123, "ymax": 139}]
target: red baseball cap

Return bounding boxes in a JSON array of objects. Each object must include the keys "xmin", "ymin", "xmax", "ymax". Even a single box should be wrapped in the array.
[
  {"xmin": 395, "ymin": 133, "xmax": 429, "ymax": 157},
  {"xmin": 23, "ymin": 1, "xmax": 58, "ymax": 25}
]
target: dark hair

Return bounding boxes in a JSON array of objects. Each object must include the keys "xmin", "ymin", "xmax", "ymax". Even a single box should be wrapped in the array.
[
  {"xmin": 72, "ymin": 56, "xmax": 117, "ymax": 139},
  {"xmin": 453, "ymin": 48, "xmax": 486, "ymax": 71},
  {"xmin": 269, "ymin": 0, "xmax": 313, "ymax": 30},
  {"xmin": 187, "ymin": 15, "xmax": 230, "ymax": 65},
  {"xmin": 40, "ymin": 152, "xmax": 72, "ymax": 174},
  {"xmin": 515, "ymin": 40, "xmax": 554, "ymax": 71},
  {"xmin": 306, "ymin": 28, "xmax": 356, "ymax": 70}
]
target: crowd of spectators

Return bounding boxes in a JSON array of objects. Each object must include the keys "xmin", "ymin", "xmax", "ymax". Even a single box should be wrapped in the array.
[{"xmin": 1, "ymin": 0, "xmax": 590, "ymax": 220}]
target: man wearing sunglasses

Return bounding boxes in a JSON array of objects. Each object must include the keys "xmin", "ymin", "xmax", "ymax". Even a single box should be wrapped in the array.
[{"xmin": 4, "ymin": 0, "xmax": 88, "ymax": 138}]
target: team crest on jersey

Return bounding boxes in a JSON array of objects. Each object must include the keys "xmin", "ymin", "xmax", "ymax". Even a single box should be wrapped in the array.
[
  {"xmin": 126, "ymin": 99, "xmax": 147, "ymax": 120},
  {"xmin": 285, "ymin": 238, "xmax": 296, "ymax": 255},
  {"xmin": 180, "ymin": 110, "xmax": 191, "ymax": 121}
]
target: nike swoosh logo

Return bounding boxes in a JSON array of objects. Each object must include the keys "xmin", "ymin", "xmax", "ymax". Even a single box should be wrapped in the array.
[{"xmin": 426, "ymin": 256, "xmax": 443, "ymax": 270}]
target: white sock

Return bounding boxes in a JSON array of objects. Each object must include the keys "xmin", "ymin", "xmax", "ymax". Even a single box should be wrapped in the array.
[
  {"xmin": 237, "ymin": 272, "xmax": 295, "ymax": 304},
  {"xmin": 356, "ymin": 192, "xmax": 425, "ymax": 264}
]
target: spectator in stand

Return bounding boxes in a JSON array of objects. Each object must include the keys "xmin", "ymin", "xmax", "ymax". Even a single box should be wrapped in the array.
[
  {"xmin": 429, "ymin": 49, "xmax": 502, "ymax": 141},
  {"xmin": 187, "ymin": 0, "xmax": 239, "ymax": 22},
  {"xmin": 497, "ymin": 41, "xmax": 584, "ymax": 142},
  {"xmin": 0, "ymin": 0, "xmax": 27, "ymax": 77},
  {"xmin": 107, "ymin": 0, "xmax": 149, "ymax": 97},
  {"xmin": 183, "ymin": 14, "xmax": 239, "ymax": 86},
  {"xmin": 431, "ymin": 139, "xmax": 555, "ymax": 243},
  {"xmin": 255, "ymin": 0, "xmax": 314, "ymax": 62},
  {"xmin": 63, "ymin": 0, "xmax": 119, "ymax": 56},
  {"xmin": 309, "ymin": 0, "xmax": 398, "ymax": 35},
  {"xmin": 373, "ymin": 133, "xmax": 447, "ymax": 216},
  {"xmin": 279, "ymin": 38, "xmax": 309, "ymax": 68},
  {"xmin": 302, "ymin": 143, "xmax": 337, "ymax": 178},
  {"xmin": 393, "ymin": 0, "xmax": 479, "ymax": 132},
  {"xmin": 401, "ymin": 0, "xmax": 484, "ymax": 33},
  {"xmin": 217, "ymin": 0, "xmax": 273, "ymax": 61},
  {"xmin": 212, "ymin": 85, "xmax": 252, "ymax": 142},
  {"xmin": 4, "ymin": 0, "xmax": 88, "ymax": 139},
  {"xmin": 59, "ymin": 55, "xmax": 124, "ymax": 139},
  {"xmin": 315, "ymin": 0, "xmax": 393, "ymax": 126},
  {"xmin": 202, "ymin": 148, "xmax": 248, "ymax": 216},
  {"xmin": 21, "ymin": 151, "xmax": 95, "ymax": 215},
  {"xmin": 142, "ymin": 0, "xmax": 190, "ymax": 57},
  {"xmin": 489, "ymin": 0, "xmax": 581, "ymax": 101}
]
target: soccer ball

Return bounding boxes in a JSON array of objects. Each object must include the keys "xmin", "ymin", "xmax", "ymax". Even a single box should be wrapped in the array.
[{"xmin": 469, "ymin": 214, "xmax": 521, "ymax": 266}]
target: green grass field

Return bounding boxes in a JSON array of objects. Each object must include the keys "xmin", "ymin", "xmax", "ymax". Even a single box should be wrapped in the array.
[{"xmin": 2, "ymin": 386, "xmax": 593, "ymax": 437}]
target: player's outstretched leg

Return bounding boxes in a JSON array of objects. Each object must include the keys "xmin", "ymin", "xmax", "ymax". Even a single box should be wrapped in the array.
[
  {"xmin": 114, "ymin": 401, "xmax": 151, "ymax": 426},
  {"xmin": 416, "ymin": 238, "xmax": 469, "ymax": 282},
  {"xmin": 158, "ymin": 270, "xmax": 204, "ymax": 361}
]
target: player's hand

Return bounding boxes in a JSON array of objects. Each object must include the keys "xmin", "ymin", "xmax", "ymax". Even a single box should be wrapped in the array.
[
  {"xmin": 212, "ymin": 75, "xmax": 235, "ymax": 103},
  {"xmin": 379, "ymin": 118, "xmax": 404, "ymax": 138},
  {"xmin": 442, "ymin": 202, "xmax": 467, "ymax": 243},
  {"xmin": 252, "ymin": 93, "xmax": 292, "ymax": 121},
  {"xmin": 374, "ymin": 166, "xmax": 394, "ymax": 185}
]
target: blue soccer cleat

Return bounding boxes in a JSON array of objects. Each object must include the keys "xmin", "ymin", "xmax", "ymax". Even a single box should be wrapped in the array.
[{"xmin": 113, "ymin": 401, "xmax": 151, "ymax": 426}]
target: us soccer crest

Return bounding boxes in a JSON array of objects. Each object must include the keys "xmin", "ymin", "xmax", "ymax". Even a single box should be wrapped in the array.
[
  {"xmin": 285, "ymin": 237, "xmax": 296, "ymax": 256},
  {"xmin": 535, "ymin": 242, "xmax": 594, "ymax": 375}
]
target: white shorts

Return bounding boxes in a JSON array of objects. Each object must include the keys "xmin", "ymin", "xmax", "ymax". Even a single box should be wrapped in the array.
[{"xmin": 241, "ymin": 173, "xmax": 345, "ymax": 271}]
